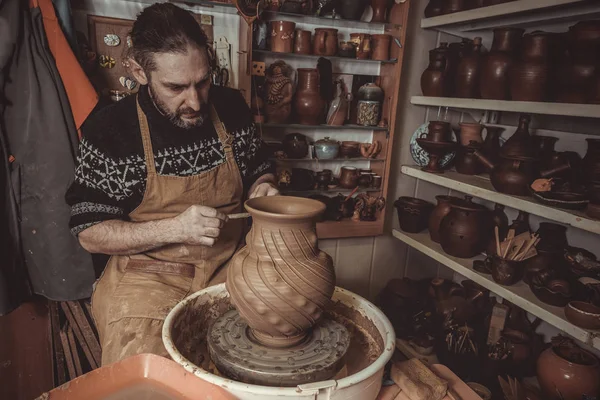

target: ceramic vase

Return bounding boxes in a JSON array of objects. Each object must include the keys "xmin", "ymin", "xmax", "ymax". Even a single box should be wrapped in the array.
[
  {"xmin": 510, "ymin": 32, "xmax": 550, "ymax": 102},
  {"xmin": 338, "ymin": 0, "xmax": 368, "ymax": 20},
  {"xmin": 226, "ymin": 196, "xmax": 335, "ymax": 347},
  {"xmin": 500, "ymin": 114, "xmax": 533, "ymax": 159},
  {"xmin": 421, "ymin": 43, "xmax": 450, "ymax": 97},
  {"xmin": 270, "ymin": 21, "xmax": 296, "ymax": 53},
  {"xmin": 370, "ymin": 0, "xmax": 388, "ymax": 22},
  {"xmin": 295, "ymin": 68, "xmax": 326, "ymax": 125},
  {"xmin": 459, "ymin": 122, "xmax": 484, "ymax": 146},
  {"xmin": 480, "ymin": 28, "xmax": 523, "ymax": 100},
  {"xmin": 456, "ymin": 37, "xmax": 483, "ymax": 98},
  {"xmin": 481, "ymin": 126, "xmax": 504, "ymax": 164}
]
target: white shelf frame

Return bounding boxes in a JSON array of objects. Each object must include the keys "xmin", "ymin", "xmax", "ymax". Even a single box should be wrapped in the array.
[
  {"xmin": 411, "ymin": 96, "xmax": 600, "ymax": 119},
  {"xmin": 402, "ymin": 165, "xmax": 600, "ymax": 235},
  {"xmin": 392, "ymin": 229, "xmax": 600, "ymax": 348}
]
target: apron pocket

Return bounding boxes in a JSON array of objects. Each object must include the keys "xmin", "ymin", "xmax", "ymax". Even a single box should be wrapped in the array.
[{"xmin": 107, "ymin": 267, "xmax": 193, "ymax": 323}]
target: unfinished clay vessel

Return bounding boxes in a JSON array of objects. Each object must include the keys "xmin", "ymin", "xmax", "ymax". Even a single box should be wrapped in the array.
[{"xmin": 226, "ymin": 196, "xmax": 335, "ymax": 348}]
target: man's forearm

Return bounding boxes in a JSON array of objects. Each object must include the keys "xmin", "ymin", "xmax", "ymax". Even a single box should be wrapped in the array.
[{"xmin": 78, "ymin": 218, "xmax": 182, "ymax": 255}]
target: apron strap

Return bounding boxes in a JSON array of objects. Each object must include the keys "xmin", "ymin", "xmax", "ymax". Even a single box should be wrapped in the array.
[
  {"xmin": 136, "ymin": 96, "xmax": 157, "ymax": 175},
  {"xmin": 210, "ymin": 105, "xmax": 234, "ymax": 159}
]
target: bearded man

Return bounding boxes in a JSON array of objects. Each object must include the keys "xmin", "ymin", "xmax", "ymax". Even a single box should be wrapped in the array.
[{"xmin": 66, "ymin": 3, "xmax": 278, "ymax": 365}]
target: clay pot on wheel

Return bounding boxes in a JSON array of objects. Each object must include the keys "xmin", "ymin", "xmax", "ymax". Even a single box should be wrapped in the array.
[
  {"xmin": 428, "ymin": 195, "xmax": 460, "ymax": 243},
  {"xmin": 294, "ymin": 68, "xmax": 326, "ymax": 125},
  {"xmin": 537, "ymin": 337, "xmax": 600, "ymax": 400},
  {"xmin": 439, "ymin": 195, "xmax": 492, "ymax": 258},
  {"xmin": 226, "ymin": 196, "xmax": 335, "ymax": 347},
  {"xmin": 394, "ymin": 197, "xmax": 434, "ymax": 233},
  {"xmin": 480, "ymin": 28, "xmax": 523, "ymax": 100}
]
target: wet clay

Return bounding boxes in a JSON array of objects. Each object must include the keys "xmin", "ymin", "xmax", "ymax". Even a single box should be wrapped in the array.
[{"xmin": 226, "ymin": 196, "xmax": 336, "ymax": 347}]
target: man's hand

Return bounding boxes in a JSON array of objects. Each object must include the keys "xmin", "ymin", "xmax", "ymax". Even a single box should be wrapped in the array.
[
  {"xmin": 173, "ymin": 205, "xmax": 228, "ymax": 246},
  {"xmin": 249, "ymin": 182, "xmax": 280, "ymax": 199}
]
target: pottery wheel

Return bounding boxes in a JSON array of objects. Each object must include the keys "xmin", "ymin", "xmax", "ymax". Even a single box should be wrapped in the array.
[{"xmin": 208, "ymin": 309, "xmax": 350, "ymax": 387}]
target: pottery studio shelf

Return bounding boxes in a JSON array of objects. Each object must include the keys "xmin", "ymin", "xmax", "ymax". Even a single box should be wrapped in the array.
[
  {"xmin": 318, "ymin": 219, "xmax": 382, "ymax": 239},
  {"xmin": 261, "ymin": 10, "xmax": 402, "ymax": 31},
  {"xmin": 392, "ymin": 229, "xmax": 600, "ymax": 348},
  {"xmin": 281, "ymin": 188, "xmax": 382, "ymax": 195},
  {"xmin": 410, "ymin": 96, "xmax": 600, "ymax": 119},
  {"xmin": 402, "ymin": 165, "xmax": 600, "ymax": 235},
  {"xmin": 253, "ymin": 49, "xmax": 397, "ymax": 65},
  {"xmin": 259, "ymin": 123, "xmax": 388, "ymax": 132},
  {"xmin": 420, "ymin": 0, "xmax": 600, "ymax": 36},
  {"xmin": 271, "ymin": 158, "xmax": 385, "ymax": 162}
]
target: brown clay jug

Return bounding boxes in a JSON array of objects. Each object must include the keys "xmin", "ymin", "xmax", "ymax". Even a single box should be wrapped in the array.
[
  {"xmin": 371, "ymin": 34, "xmax": 391, "ymax": 61},
  {"xmin": 370, "ymin": 0, "xmax": 388, "ymax": 22},
  {"xmin": 294, "ymin": 30, "xmax": 312, "ymax": 54},
  {"xmin": 554, "ymin": 58, "xmax": 596, "ymax": 103},
  {"xmin": 428, "ymin": 195, "xmax": 460, "ymax": 243},
  {"xmin": 510, "ymin": 32, "xmax": 550, "ymax": 102},
  {"xmin": 481, "ymin": 126, "xmax": 504, "ymax": 164},
  {"xmin": 339, "ymin": 166, "xmax": 359, "ymax": 189},
  {"xmin": 455, "ymin": 142, "xmax": 485, "ymax": 175},
  {"xmin": 294, "ymin": 68, "xmax": 326, "ymax": 125},
  {"xmin": 270, "ymin": 21, "xmax": 296, "ymax": 53},
  {"xmin": 500, "ymin": 114, "xmax": 533, "ymax": 159},
  {"xmin": 439, "ymin": 195, "xmax": 492, "ymax": 258},
  {"xmin": 421, "ymin": 43, "xmax": 450, "ymax": 97},
  {"xmin": 447, "ymin": 39, "xmax": 472, "ymax": 96},
  {"xmin": 583, "ymin": 138, "xmax": 600, "ymax": 184},
  {"xmin": 226, "ymin": 196, "xmax": 335, "ymax": 347},
  {"xmin": 350, "ymin": 33, "xmax": 371, "ymax": 60},
  {"xmin": 313, "ymin": 28, "xmax": 338, "ymax": 56},
  {"xmin": 458, "ymin": 122, "xmax": 484, "ymax": 146},
  {"xmin": 456, "ymin": 37, "xmax": 483, "ymax": 98},
  {"xmin": 480, "ymin": 28, "xmax": 523, "ymax": 100},
  {"xmin": 427, "ymin": 121, "xmax": 452, "ymax": 142},
  {"xmin": 424, "ymin": 0, "xmax": 443, "ymax": 17}
]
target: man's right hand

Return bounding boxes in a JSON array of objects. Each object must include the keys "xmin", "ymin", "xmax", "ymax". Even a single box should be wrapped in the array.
[{"xmin": 173, "ymin": 205, "xmax": 228, "ymax": 247}]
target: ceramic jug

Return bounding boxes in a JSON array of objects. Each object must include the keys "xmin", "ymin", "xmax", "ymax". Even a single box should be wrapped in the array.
[
  {"xmin": 458, "ymin": 122, "xmax": 484, "ymax": 146},
  {"xmin": 456, "ymin": 37, "xmax": 483, "ymax": 98},
  {"xmin": 439, "ymin": 196, "xmax": 492, "ymax": 258},
  {"xmin": 510, "ymin": 32, "xmax": 550, "ymax": 102},
  {"xmin": 294, "ymin": 68, "xmax": 326, "ymax": 125},
  {"xmin": 481, "ymin": 126, "xmax": 504, "ymax": 165},
  {"xmin": 294, "ymin": 30, "xmax": 312, "ymax": 54},
  {"xmin": 350, "ymin": 33, "xmax": 371, "ymax": 60},
  {"xmin": 428, "ymin": 195, "xmax": 460, "ymax": 243},
  {"xmin": 421, "ymin": 43, "xmax": 450, "ymax": 97},
  {"xmin": 270, "ymin": 21, "xmax": 296, "ymax": 53},
  {"xmin": 313, "ymin": 28, "xmax": 338, "ymax": 56},
  {"xmin": 370, "ymin": 0, "xmax": 388, "ymax": 22},
  {"xmin": 339, "ymin": 166, "xmax": 359, "ymax": 189},
  {"xmin": 371, "ymin": 34, "xmax": 391, "ymax": 61},
  {"xmin": 500, "ymin": 114, "xmax": 533, "ymax": 159},
  {"xmin": 455, "ymin": 143, "xmax": 485, "ymax": 175},
  {"xmin": 480, "ymin": 28, "xmax": 523, "ymax": 100}
]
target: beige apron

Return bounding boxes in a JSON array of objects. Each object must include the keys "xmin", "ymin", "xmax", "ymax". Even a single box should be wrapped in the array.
[{"xmin": 91, "ymin": 98, "xmax": 244, "ymax": 365}]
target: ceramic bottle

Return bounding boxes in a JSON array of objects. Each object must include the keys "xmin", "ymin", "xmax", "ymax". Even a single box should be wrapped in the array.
[
  {"xmin": 370, "ymin": 0, "xmax": 388, "ymax": 22},
  {"xmin": 480, "ymin": 28, "xmax": 523, "ymax": 100},
  {"xmin": 510, "ymin": 32, "xmax": 550, "ymax": 102},
  {"xmin": 455, "ymin": 37, "xmax": 483, "ymax": 98},
  {"xmin": 500, "ymin": 114, "xmax": 533, "ymax": 159},
  {"xmin": 294, "ymin": 68, "xmax": 326, "ymax": 125},
  {"xmin": 421, "ymin": 43, "xmax": 450, "ymax": 97}
]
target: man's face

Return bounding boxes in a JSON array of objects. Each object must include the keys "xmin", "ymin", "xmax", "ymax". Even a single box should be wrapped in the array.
[{"xmin": 146, "ymin": 45, "xmax": 211, "ymax": 129}]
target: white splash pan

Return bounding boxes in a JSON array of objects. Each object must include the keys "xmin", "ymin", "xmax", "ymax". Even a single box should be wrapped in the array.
[{"xmin": 163, "ymin": 284, "xmax": 395, "ymax": 400}]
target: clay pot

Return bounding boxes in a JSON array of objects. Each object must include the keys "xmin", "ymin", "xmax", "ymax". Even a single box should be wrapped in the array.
[
  {"xmin": 500, "ymin": 114, "xmax": 533, "ymax": 159},
  {"xmin": 510, "ymin": 32, "xmax": 550, "ymax": 102},
  {"xmin": 532, "ymin": 135, "xmax": 559, "ymax": 170},
  {"xmin": 371, "ymin": 34, "xmax": 391, "ymax": 61},
  {"xmin": 226, "ymin": 196, "xmax": 335, "ymax": 347},
  {"xmin": 537, "ymin": 340, "xmax": 600, "ymax": 400},
  {"xmin": 568, "ymin": 20, "xmax": 600, "ymax": 62},
  {"xmin": 583, "ymin": 139, "xmax": 600, "ymax": 184},
  {"xmin": 481, "ymin": 126, "xmax": 504, "ymax": 165},
  {"xmin": 418, "ymin": 140, "xmax": 457, "ymax": 173},
  {"xmin": 294, "ymin": 68, "xmax": 326, "ymax": 125},
  {"xmin": 427, "ymin": 121, "xmax": 452, "ymax": 142},
  {"xmin": 439, "ymin": 195, "xmax": 492, "ymax": 258},
  {"xmin": 394, "ymin": 197, "xmax": 434, "ymax": 233},
  {"xmin": 455, "ymin": 143, "xmax": 485, "ymax": 175},
  {"xmin": 421, "ymin": 43, "xmax": 451, "ymax": 97},
  {"xmin": 283, "ymin": 133, "xmax": 309, "ymax": 158},
  {"xmin": 270, "ymin": 21, "xmax": 296, "ymax": 53},
  {"xmin": 536, "ymin": 222, "xmax": 568, "ymax": 253},
  {"xmin": 370, "ymin": 0, "xmax": 388, "ymax": 23},
  {"xmin": 459, "ymin": 122, "xmax": 484, "ymax": 146},
  {"xmin": 491, "ymin": 255, "xmax": 525, "ymax": 286},
  {"xmin": 565, "ymin": 301, "xmax": 600, "ymax": 330},
  {"xmin": 314, "ymin": 137, "xmax": 339, "ymax": 160},
  {"xmin": 313, "ymin": 28, "xmax": 338, "ymax": 56},
  {"xmin": 480, "ymin": 28, "xmax": 523, "ymax": 100},
  {"xmin": 456, "ymin": 37, "xmax": 483, "ymax": 98},
  {"xmin": 424, "ymin": 0, "xmax": 443, "ymax": 17},
  {"xmin": 339, "ymin": 141, "xmax": 360, "ymax": 158},
  {"xmin": 428, "ymin": 195, "xmax": 460, "ymax": 243},
  {"xmin": 337, "ymin": 0, "xmax": 368, "ymax": 20},
  {"xmin": 339, "ymin": 166, "xmax": 359, "ymax": 189},
  {"xmin": 442, "ymin": 0, "xmax": 470, "ymax": 14},
  {"xmin": 554, "ymin": 59, "xmax": 596, "ymax": 103},
  {"xmin": 293, "ymin": 30, "xmax": 312, "ymax": 54},
  {"xmin": 350, "ymin": 33, "xmax": 371, "ymax": 60}
]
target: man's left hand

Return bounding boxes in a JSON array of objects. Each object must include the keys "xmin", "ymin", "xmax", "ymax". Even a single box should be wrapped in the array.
[{"xmin": 249, "ymin": 182, "xmax": 279, "ymax": 199}]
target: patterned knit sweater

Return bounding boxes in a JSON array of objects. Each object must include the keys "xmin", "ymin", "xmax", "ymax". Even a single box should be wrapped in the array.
[{"xmin": 66, "ymin": 85, "xmax": 273, "ymax": 237}]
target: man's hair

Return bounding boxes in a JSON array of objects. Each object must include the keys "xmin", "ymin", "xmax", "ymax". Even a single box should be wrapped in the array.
[{"xmin": 128, "ymin": 3, "xmax": 209, "ymax": 72}]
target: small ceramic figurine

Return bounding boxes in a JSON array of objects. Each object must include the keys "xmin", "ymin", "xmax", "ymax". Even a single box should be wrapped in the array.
[
  {"xmin": 277, "ymin": 168, "xmax": 292, "ymax": 187},
  {"xmin": 354, "ymin": 193, "xmax": 386, "ymax": 221},
  {"xmin": 264, "ymin": 61, "xmax": 294, "ymax": 123}
]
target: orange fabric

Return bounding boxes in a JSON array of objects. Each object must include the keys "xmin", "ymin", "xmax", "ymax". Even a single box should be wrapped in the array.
[{"xmin": 33, "ymin": 0, "xmax": 98, "ymax": 132}]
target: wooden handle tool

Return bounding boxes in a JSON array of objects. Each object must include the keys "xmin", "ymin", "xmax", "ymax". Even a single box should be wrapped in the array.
[
  {"xmin": 495, "ymin": 226, "xmax": 501, "ymax": 256},
  {"xmin": 228, "ymin": 212, "xmax": 251, "ymax": 220}
]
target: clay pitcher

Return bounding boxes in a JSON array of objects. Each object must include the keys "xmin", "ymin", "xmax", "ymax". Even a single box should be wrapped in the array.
[
  {"xmin": 371, "ymin": 34, "xmax": 391, "ymax": 61},
  {"xmin": 294, "ymin": 68, "xmax": 326, "ymax": 125},
  {"xmin": 456, "ymin": 37, "xmax": 483, "ymax": 98},
  {"xmin": 350, "ymin": 33, "xmax": 371, "ymax": 60},
  {"xmin": 313, "ymin": 28, "xmax": 338, "ymax": 56},
  {"xmin": 370, "ymin": 0, "xmax": 388, "ymax": 22},
  {"xmin": 500, "ymin": 114, "xmax": 533, "ymax": 159},
  {"xmin": 428, "ymin": 195, "xmax": 460, "ymax": 243},
  {"xmin": 226, "ymin": 196, "xmax": 335, "ymax": 347},
  {"xmin": 294, "ymin": 30, "xmax": 312, "ymax": 54},
  {"xmin": 510, "ymin": 32, "xmax": 550, "ymax": 102},
  {"xmin": 427, "ymin": 121, "xmax": 452, "ymax": 142},
  {"xmin": 458, "ymin": 122, "xmax": 484, "ymax": 146},
  {"xmin": 482, "ymin": 126, "xmax": 504, "ymax": 164},
  {"xmin": 421, "ymin": 44, "xmax": 450, "ymax": 97},
  {"xmin": 455, "ymin": 142, "xmax": 485, "ymax": 176},
  {"xmin": 480, "ymin": 28, "xmax": 523, "ymax": 100},
  {"xmin": 270, "ymin": 21, "xmax": 296, "ymax": 53},
  {"xmin": 339, "ymin": 166, "xmax": 359, "ymax": 189}
]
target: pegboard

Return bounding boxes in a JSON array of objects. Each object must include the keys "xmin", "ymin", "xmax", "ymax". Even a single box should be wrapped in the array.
[{"xmin": 87, "ymin": 15, "xmax": 214, "ymax": 97}]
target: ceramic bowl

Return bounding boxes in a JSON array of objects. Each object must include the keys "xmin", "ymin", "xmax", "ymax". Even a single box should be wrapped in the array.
[
  {"xmin": 565, "ymin": 301, "xmax": 600, "ymax": 330},
  {"xmin": 393, "ymin": 197, "xmax": 434, "ymax": 233},
  {"xmin": 491, "ymin": 255, "xmax": 525, "ymax": 286},
  {"xmin": 409, "ymin": 123, "xmax": 456, "ymax": 167},
  {"xmin": 531, "ymin": 190, "xmax": 589, "ymax": 210},
  {"xmin": 530, "ymin": 279, "xmax": 572, "ymax": 307}
]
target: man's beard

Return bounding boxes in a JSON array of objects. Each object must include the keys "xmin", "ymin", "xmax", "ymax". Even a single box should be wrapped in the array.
[{"xmin": 148, "ymin": 85, "xmax": 208, "ymax": 129}]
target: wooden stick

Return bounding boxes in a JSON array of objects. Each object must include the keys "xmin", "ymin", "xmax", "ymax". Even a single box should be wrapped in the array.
[
  {"xmin": 516, "ymin": 234, "xmax": 538, "ymax": 261},
  {"xmin": 503, "ymin": 237, "xmax": 513, "ymax": 259},
  {"xmin": 344, "ymin": 186, "xmax": 359, "ymax": 202},
  {"xmin": 509, "ymin": 241, "xmax": 525, "ymax": 261},
  {"xmin": 228, "ymin": 212, "xmax": 250, "ymax": 220},
  {"xmin": 66, "ymin": 325, "xmax": 83, "ymax": 377},
  {"xmin": 495, "ymin": 226, "xmax": 501, "ymax": 256},
  {"xmin": 506, "ymin": 228, "xmax": 515, "ymax": 240}
]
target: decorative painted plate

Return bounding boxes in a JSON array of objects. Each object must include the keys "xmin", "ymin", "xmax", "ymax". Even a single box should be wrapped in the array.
[
  {"xmin": 103, "ymin": 34, "xmax": 121, "ymax": 47},
  {"xmin": 410, "ymin": 123, "xmax": 457, "ymax": 167}
]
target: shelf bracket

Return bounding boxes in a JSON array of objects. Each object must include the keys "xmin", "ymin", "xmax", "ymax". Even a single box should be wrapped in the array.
[{"xmin": 482, "ymin": 110, "xmax": 499, "ymax": 125}]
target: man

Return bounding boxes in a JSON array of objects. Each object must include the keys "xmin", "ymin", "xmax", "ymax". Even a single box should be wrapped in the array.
[{"xmin": 66, "ymin": 3, "xmax": 278, "ymax": 365}]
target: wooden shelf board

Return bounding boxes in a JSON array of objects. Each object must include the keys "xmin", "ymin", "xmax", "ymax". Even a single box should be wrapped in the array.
[
  {"xmin": 421, "ymin": 0, "xmax": 600, "ymax": 33},
  {"xmin": 318, "ymin": 219, "xmax": 382, "ymax": 239},
  {"xmin": 272, "ymin": 158, "xmax": 384, "ymax": 162},
  {"xmin": 281, "ymin": 188, "xmax": 382, "ymax": 195},
  {"xmin": 259, "ymin": 123, "xmax": 388, "ymax": 132},
  {"xmin": 392, "ymin": 229, "xmax": 597, "ymax": 347},
  {"xmin": 261, "ymin": 10, "xmax": 401, "ymax": 31},
  {"xmin": 253, "ymin": 49, "xmax": 397, "ymax": 64},
  {"xmin": 410, "ymin": 96, "xmax": 600, "ymax": 119},
  {"xmin": 402, "ymin": 165, "xmax": 600, "ymax": 235}
]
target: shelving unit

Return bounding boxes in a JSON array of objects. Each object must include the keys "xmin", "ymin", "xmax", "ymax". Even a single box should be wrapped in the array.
[
  {"xmin": 410, "ymin": 96, "xmax": 600, "ymax": 119},
  {"xmin": 259, "ymin": 123, "xmax": 388, "ymax": 132},
  {"xmin": 253, "ymin": 49, "xmax": 396, "ymax": 64},
  {"xmin": 402, "ymin": 165, "xmax": 600, "ymax": 235},
  {"xmin": 392, "ymin": 230, "xmax": 600, "ymax": 348},
  {"xmin": 261, "ymin": 9, "xmax": 402, "ymax": 30},
  {"xmin": 273, "ymin": 158, "xmax": 385, "ymax": 162}
]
